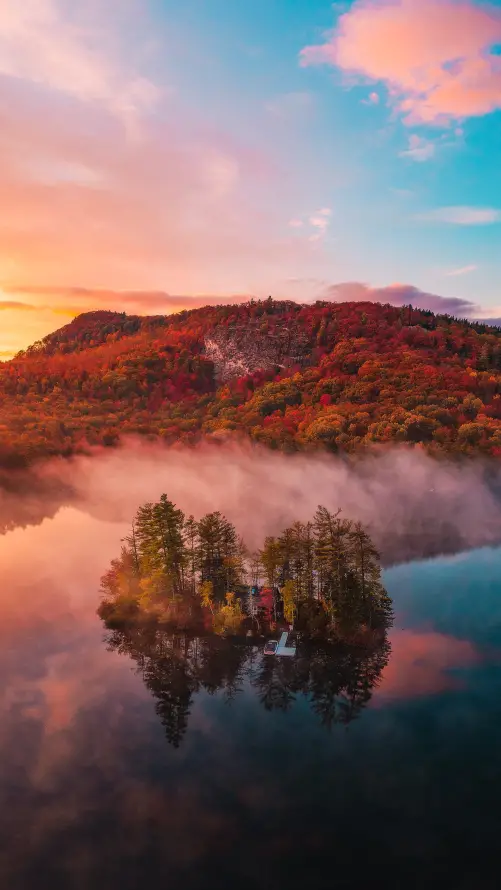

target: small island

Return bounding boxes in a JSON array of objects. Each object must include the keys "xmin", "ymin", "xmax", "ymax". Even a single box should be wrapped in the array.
[{"xmin": 98, "ymin": 495, "xmax": 393, "ymax": 647}]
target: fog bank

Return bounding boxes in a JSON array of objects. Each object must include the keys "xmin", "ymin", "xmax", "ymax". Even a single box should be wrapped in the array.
[{"xmin": 20, "ymin": 439, "xmax": 501, "ymax": 564}]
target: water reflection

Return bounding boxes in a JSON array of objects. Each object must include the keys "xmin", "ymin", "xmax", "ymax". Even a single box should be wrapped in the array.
[
  {"xmin": 3, "ymin": 504, "xmax": 501, "ymax": 888},
  {"xmin": 104, "ymin": 626, "xmax": 391, "ymax": 747}
]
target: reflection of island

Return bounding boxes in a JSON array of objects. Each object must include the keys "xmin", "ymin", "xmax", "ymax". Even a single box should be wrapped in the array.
[{"xmin": 104, "ymin": 626, "xmax": 391, "ymax": 747}]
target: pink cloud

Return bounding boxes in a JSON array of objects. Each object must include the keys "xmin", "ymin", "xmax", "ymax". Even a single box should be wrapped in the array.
[
  {"xmin": 322, "ymin": 280, "xmax": 481, "ymax": 316},
  {"xmin": 300, "ymin": 0, "xmax": 501, "ymax": 125},
  {"xmin": 0, "ymin": 0, "xmax": 161, "ymax": 130},
  {"xmin": 3, "ymin": 286, "xmax": 256, "ymax": 314},
  {"xmin": 0, "ymin": 77, "xmax": 277, "ymax": 291},
  {"xmin": 445, "ymin": 264, "xmax": 478, "ymax": 277},
  {"xmin": 0, "ymin": 300, "xmax": 38, "ymax": 311},
  {"xmin": 361, "ymin": 90, "xmax": 380, "ymax": 105}
]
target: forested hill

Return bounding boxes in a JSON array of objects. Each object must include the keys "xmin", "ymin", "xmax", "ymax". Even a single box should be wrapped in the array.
[{"xmin": 3, "ymin": 297, "xmax": 501, "ymax": 467}]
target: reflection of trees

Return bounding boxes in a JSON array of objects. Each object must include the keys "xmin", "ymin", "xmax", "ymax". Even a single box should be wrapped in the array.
[
  {"xmin": 105, "ymin": 628, "xmax": 252, "ymax": 747},
  {"xmin": 105, "ymin": 627, "xmax": 391, "ymax": 748},
  {"xmin": 250, "ymin": 642, "xmax": 391, "ymax": 726},
  {"xmin": 307, "ymin": 644, "xmax": 391, "ymax": 728},
  {"xmin": 251, "ymin": 656, "xmax": 299, "ymax": 713},
  {"xmin": 106, "ymin": 627, "xmax": 196, "ymax": 747}
]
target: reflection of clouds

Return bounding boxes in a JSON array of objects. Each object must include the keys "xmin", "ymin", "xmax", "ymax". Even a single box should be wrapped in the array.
[
  {"xmin": 376, "ymin": 630, "xmax": 480, "ymax": 702},
  {"xmin": 0, "ymin": 507, "xmax": 150, "ymax": 816},
  {"xmin": 0, "ymin": 606, "xmax": 145, "ymax": 783},
  {"xmin": 27, "ymin": 644, "xmax": 143, "ymax": 791},
  {"xmin": 0, "ymin": 505, "xmax": 127, "ymax": 608},
  {"xmin": 0, "ymin": 592, "xmax": 161, "ymax": 884}
]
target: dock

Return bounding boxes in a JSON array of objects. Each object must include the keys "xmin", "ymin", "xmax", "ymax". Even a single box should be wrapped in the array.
[{"xmin": 275, "ymin": 631, "xmax": 296, "ymax": 658}]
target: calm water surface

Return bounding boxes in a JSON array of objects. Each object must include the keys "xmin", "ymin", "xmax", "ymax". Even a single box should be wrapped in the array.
[{"xmin": 2, "ymin": 509, "xmax": 501, "ymax": 889}]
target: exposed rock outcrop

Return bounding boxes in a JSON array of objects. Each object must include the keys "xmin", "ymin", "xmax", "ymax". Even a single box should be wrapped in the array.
[{"xmin": 204, "ymin": 320, "xmax": 313, "ymax": 382}]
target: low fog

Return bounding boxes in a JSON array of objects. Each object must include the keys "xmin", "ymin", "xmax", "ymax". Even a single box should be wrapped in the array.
[{"xmin": 3, "ymin": 440, "xmax": 501, "ymax": 565}]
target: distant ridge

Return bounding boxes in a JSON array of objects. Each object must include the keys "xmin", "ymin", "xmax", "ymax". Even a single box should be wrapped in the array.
[{"xmin": 3, "ymin": 298, "xmax": 501, "ymax": 466}]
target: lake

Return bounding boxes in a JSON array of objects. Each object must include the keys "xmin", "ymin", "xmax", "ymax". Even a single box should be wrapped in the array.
[{"xmin": 2, "ymin": 506, "xmax": 501, "ymax": 889}]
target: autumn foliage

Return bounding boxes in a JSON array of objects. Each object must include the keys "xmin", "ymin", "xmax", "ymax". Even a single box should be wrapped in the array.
[{"xmin": 3, "ymin": 299, "xmax": 501, "ymax": 466}]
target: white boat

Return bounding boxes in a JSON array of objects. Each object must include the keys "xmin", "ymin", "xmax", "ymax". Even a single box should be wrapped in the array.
[{"xmin": 263, "ymin": 632, "xmax": 296, "ymax": 658}]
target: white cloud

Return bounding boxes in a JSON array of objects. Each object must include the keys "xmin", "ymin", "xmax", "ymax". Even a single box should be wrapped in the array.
[
  {"xmin": 445, "ymin": 264, "xmax": 478, "ymax": 277},
  {"xmin": 308, "ymin": 207, "xmax": 332, "ymax": 241},
  {"xmin": 399, "ymin": 134, "xmax": 435, "ymax": 162},
  {"xmin": 288, "ymin": 207, "xmax": 332, "ymax": 241},
  {"xmin": 361, "ymin": 91, "xmax": 380, "ymax": 105},
  {"xmin": 417, "ymin": 207, "xmax": 501, "ymax": 225}
]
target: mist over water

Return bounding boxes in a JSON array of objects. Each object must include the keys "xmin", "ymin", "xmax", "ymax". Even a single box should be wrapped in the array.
[
  {"xmin": 1, "ymin": 440, "xmax": 501, "ymax": 642},
  {"xmin": 4, "ymin": 439, "xmax": 501, "ymax": 562}
]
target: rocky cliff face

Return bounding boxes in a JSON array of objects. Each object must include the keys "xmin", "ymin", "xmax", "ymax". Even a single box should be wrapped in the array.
[{"xmin": 204, "ymin": 319, "xmax": 313, "ymax": 382}]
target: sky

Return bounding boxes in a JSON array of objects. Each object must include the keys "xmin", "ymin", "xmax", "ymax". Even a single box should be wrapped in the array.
[{"xmin": 0, "ymin": 0, "xmax": 500, "ymax": 358}]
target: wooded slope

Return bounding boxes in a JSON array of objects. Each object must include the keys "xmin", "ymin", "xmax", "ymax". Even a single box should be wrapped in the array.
[{"xmin": 2, "ymin": 298, "xmax": 501, "ymax": 466}]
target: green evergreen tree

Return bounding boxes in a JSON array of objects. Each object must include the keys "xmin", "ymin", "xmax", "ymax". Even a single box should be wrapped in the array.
[
  {"xmin": 277, "ymin": 525, "xmax": 295, "ymax": 586},
  {"xmin": 123, "ymin": 519, "xmax": 140, "ymax": 574},
  {"xmin": 196, "ymin": 511, "xmax": 240, "ymax": 597},
  {"xmin": 135, "ymin": 494, "xmax": 187, "ymax": 599},
  {"xmin": 184, "ymin": 515, "xmax": 198, "ymax": 595},
  {"xmin": 348, "ymin": 521, "xmax": 384, "ymax": 625},
  {"xmin": 281, "ymin": 578, "xmax": 297, "ymax": 625},
  {"xmin": 260, "ymin": 536, "xmax": 281, "ymax": 588},
  {"xmin": 293, "ymin": 520, "xmax": 315, "ymax": 601},
  {"xmin": 313, "ymin": 506, "xmax": 352, "ymax": 618}
]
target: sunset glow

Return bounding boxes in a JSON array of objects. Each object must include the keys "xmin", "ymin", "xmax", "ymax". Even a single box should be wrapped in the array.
[{"xmin": 1, "ymin": 0, "xmax": 501, "ymax": 356}]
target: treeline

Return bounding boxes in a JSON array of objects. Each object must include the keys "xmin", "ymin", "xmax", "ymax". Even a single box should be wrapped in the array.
[
  {"xmin": 259, "ymin": 507, "xmax": 392, "ymax": 634},
  {"xmin": 98, "ymin": 494, "xmax": 392, "ymax": 642},
  {"xmin": 4, "ymin": 299, "xmax": 501, "ymax": 467}
]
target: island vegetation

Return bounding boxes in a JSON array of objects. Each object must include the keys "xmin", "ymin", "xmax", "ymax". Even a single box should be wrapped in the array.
[{"xmin": 98, "ymin": 494, "xmax": 393, "ymax": 645}]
